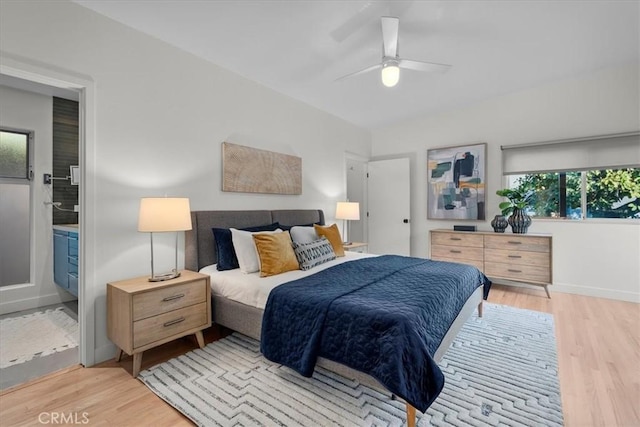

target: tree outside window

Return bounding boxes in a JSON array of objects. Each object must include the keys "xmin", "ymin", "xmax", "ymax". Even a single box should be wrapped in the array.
[{"xmin": 506, "ymin": 168, "xmax": 640, "ymax": 219}]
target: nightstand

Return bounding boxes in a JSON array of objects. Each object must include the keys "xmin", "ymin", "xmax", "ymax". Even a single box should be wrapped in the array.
[
  {"xmin": 107, "ymin": 270, "xmax": 211, "ymax": 377},
  {"xmin": 343, "ymin": 242, "xmax": 368, "ymax": 253}
]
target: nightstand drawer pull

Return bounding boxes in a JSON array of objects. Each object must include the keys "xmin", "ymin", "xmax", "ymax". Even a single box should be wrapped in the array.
[
  {"xmin": 449, "ymin": 250, "xmax": 462, "ymax": 254},
  {"xmin": 449, "ymin": 237, "xmax": 462, "ymax": 241},
  {"xmin": 508, "ymin": 255, "xmax": 522, "ymax": 259},
  {"xmin": 508, "ymin": 269, "xmax": 522, "ymax": 273},
  {"xmin": 507, "ymin": 241, "xmax": 522, "ymax": 245},
  {"xmin": 162, "ymin": 293, "xmax": 185, "ymax": 302},
  {"xmin": 163, "ymin": 317, "xmax": 185, "ymax": 327}
]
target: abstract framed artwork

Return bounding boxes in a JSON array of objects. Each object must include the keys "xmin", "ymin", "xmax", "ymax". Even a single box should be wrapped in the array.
[
  {"xmin": 427, "ymin": 143, "xmax": 486, "ymax": 220},
  {"xmin": 222, "ymin": 142, "xmax": 302, "ymax": 195}
]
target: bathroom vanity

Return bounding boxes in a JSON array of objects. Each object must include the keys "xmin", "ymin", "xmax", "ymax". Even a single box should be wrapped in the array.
[{"xmin": 53, "ymin": 224, "xmax": 78, "ymax": 297}]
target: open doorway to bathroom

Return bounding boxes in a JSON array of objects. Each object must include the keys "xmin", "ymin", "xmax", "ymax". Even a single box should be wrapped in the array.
[{"xmin": 0, "ymin": 78, "xmax": 80, "ymax": 389}]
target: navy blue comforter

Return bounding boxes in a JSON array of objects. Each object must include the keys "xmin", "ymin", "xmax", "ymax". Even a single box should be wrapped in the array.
[{"xmin": 260, "ymin": 255, "xmax": 491, "ymax": 412}]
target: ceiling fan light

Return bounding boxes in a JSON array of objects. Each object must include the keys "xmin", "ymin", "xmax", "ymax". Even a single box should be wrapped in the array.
[{"xmin": 381, "ymin": 64, "xmax": 400, "ymax": 87}]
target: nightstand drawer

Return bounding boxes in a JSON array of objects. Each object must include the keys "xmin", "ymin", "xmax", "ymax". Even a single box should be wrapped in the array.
[
  {"xmin": 133, "ymin": 279, "xmax": 207, "ymax": 320},
  {"xmin": 431, "ymin": 231, "xmax": 484, "ymax": 248},
  {"xmin": 133, "ymin": 302, "xmax": 208, "ymax": 349},
  {"xmin": 431, "ymin": 244, "xmax": 483, "ymax": 262},
  {"xmin": 484, "ymin": 262, "xmax": 550, "ymax": 284}
]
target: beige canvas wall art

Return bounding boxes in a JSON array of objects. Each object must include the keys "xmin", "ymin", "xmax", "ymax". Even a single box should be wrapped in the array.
[{"xmin": 222, "ymin": 142, "xmax": 302, "ymax": 195}]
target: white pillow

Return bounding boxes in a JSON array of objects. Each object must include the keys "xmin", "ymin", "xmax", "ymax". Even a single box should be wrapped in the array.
[
  {"xmin": 290, "ymin": 226, "xmax": 318, "ymax": 244},
  {"xmin": 231, "ymin": 228, "xmax": 282, "ymax": 273}
]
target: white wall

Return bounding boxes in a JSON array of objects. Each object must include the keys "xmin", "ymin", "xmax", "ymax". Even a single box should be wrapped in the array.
[
  {"xmin": 372, "ymin": 64, "xmax": 640, "ymax": 302},
  {"xmin": 0, "ymin": 1, "xmax": 371, "ymax": 363},
  {"xmin": 0, "ymin": 86, "xmax": 76, "ymax": 313}
]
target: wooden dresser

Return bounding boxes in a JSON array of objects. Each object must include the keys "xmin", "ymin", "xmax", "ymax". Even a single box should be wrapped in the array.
[
  {"xmin": 107, "ymin": 270, "xmax": 211, "ymax": 376},
  {"xmin": 430, "ymin": 229, "xmax": 552, "ymax": 297}
]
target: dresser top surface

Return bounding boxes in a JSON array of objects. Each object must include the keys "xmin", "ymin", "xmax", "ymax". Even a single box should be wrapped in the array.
[{"xmin": 430, "ymin": 229, "xmax": 552, "ymax": 237}]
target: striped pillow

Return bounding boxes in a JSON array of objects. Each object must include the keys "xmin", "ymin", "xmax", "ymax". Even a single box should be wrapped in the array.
[{"xmin": 292, "ymin": 237, "xmax": 336, "ymax": 270}]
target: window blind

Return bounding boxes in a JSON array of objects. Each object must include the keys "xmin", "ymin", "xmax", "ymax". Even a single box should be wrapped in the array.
[{"xmin": 501, "ymin": 131, "xmax": 640, "ymax": 175}]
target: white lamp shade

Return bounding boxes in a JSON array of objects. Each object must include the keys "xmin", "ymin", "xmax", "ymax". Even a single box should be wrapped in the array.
[
  {"xmin": 336, "ymin": 202, "xmax": 360, "ymax": 221},
  {"xmin": 381, "ymin": 64, "xmax": 400, "ymax": 87},
  {"xmin": 138, "ymin": 198, "xmax": 192, "ymax": 232}
]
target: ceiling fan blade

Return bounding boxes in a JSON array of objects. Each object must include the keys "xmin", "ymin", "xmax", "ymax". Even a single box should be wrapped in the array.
[
  {"xmin": 335, "ymin": 63, "xmax": 382, "ymax": 82},
  {"xmin": 381, "ymin": 16, "xmax": 399, "ymax": 58},
  {"xmin": 398, "ymin": 58, "xmax": 452, "ymax": 73},
  {"xmin": 330, "ymin": 2, "xmax": 387, "ymax": 42}
]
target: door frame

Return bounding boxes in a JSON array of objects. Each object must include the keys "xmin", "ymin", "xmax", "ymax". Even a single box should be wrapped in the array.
[
  {"xmin": 344, "ymin": 151, "xmax": 369, "ymax": 244},
  {"xmin": 1, "ymin": 53, "xmax": 97, "ymax": 367}
]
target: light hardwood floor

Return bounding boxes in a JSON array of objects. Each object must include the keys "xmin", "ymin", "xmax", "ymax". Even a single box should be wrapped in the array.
[{"xmin": 1, "ymin": 285, "xmax": 638, "ymax": 426}]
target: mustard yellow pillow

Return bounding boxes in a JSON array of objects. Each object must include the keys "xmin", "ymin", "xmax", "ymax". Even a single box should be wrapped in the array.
[
  {"xmin": 314, "ymin": 224, "xmax": 345, "ymax": 257},
  {"xmin": 253, "ymin": 231, "xmax": 300, "ymax": 277}
]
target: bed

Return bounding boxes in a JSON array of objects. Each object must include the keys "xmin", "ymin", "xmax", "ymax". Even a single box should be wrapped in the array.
[{"xmin": 185, "ymin": 209, "xmax": 488, "ymax": 426}]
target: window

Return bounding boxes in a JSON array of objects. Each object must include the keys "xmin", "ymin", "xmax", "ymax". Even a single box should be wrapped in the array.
[
  {"xmin": 586, "ymin": 168, "xmax": 640, "ymax": 218},
  {"xmin": 0, "ymin": 130, "xmax": 31, "ymax": 179},
  {"xmin": 501, "ymin": 132, "xmax": 640, "ymax": 220},
  {"xmin": 506, "ymin": 169, "xmax": 639, "ymax": 219},
  {"xmin": 0, "ymin": 129, "xmax": 33, "ymax": 287}
]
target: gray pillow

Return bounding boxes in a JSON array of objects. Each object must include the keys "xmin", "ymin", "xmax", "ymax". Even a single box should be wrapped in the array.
[
  {"xmin": 292, "ymin": 237, "xmax": 336, "ymax": 270},
  {"xmin": 290, "ymin": 226, "xmax": 318, "ymax": 244}
]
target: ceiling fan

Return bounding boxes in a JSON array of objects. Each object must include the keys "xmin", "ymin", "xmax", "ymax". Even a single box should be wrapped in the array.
[{"xmin": 337, "ymin": 16, "xmax": 452, "ymax": 87}]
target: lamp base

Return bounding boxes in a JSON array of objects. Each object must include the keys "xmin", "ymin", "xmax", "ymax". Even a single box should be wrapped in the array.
[{"xmin": 148, "ymin": 270, "xmax": 181, "ymax": 282}]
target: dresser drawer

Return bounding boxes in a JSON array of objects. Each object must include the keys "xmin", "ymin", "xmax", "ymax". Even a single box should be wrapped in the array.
[
  {"xmin": 133, "ymin": 302, "xmax": 208, "ymax": 349},
  {"xmin": 431, "ymin": 231, "xmax": 484, "ymax": 248},
  {"xmin": 431, "ymin": 244, "xmax": 483, "ymax": 262},
  {"xmin": 484, "ymin": 261, "xmax": 551, "ymax": 284},
  {"xmin": 133, "ymin": 279, "xmax": 207, "ymax": 321},
  {"xmin": 484, "ymin": 234, "xmax": 550, "ymax": 253},
  {"xmin": 431, "ymin": 256, "xmax": 484, "ymax": 271},
  {"xmin": 484, "ymin": 248, "xmax": 549, "ymax": 267}
]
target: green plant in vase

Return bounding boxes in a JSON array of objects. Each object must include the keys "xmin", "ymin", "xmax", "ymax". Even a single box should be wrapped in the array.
[{"xmin": 496, "ymin": 188, "xmax": 534, "ymax": 233}]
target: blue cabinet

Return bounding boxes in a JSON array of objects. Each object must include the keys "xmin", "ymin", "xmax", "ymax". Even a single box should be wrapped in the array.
[{"xmin": 53, "ymin": 227, "xmax": 78, "ymax": 297}]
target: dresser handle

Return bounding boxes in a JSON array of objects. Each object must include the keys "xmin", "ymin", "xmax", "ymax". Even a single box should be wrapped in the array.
[
  {"xmin": 507, "ymin": 241, "xmax": 522, "ymax": 245},
  {"xmin": 162, "ymin": 293, "xmax": 185, "ymax": 302},
  {"xmin": 508, "ymin": 255, "xmax": 522, "ymax": 259},
  {"xmin": 163, "ymin": 317, "xmax": 185, "ymax": 327},
  {"xmin": 508, "ymin": 269, "xmax": 522, "ymax": 273},
  {"xmin": 450, "ymin": 250, "xmax": 462, "ymax": 254},
  {"xmin": 450, "ymin": 237, "xmax": 462, "ymax": 241}
]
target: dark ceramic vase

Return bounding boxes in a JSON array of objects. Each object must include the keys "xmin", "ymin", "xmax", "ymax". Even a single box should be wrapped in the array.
[
  {"xmin": 508, "ymin": 208, "xmax": 532, "ymax": 234},
  {"xmin": 491, "ymin": 215, "xmax": 508, "ymax": 233}
]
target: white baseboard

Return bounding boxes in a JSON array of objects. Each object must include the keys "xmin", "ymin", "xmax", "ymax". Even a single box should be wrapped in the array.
[
  {"xmin": 552, "ymin": 283, "xmax": 640, "ymax": 303},
  {"xmin": 0, "ymin": 291, "xmax": 76, "ymax": 315},
  {"xmin": 491, "ymin": 279, "xmax": 639, "ymax": 303}
]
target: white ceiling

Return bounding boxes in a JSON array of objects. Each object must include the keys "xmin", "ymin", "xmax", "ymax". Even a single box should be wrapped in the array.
[{"xmin": 73, "ymin": 0, "xmax": 639, "ymax": 130}]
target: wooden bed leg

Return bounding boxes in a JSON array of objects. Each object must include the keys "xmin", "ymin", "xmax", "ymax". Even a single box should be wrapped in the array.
[
  {"xmin": 478, "ymin": 301, "xmax": 483, "ymax": 318},
  {"xmin": 406, "ymin": 403, "xmax": 416, "ymax": 427},
  {"xmin": 544, "ymin": 285, "xmax": 551, "ymax": 299}
]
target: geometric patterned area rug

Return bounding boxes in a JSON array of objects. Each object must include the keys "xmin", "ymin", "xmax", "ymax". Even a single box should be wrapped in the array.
[
  {"xmin": 139, "ymin": 303, "xmax": 563, "ymax": 426},
  {"xmin": 0, "ymin": 307, "xmax": 78, "ymax": 369}
]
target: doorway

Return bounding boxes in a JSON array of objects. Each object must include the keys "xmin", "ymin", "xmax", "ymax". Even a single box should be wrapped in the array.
[
  {"xmin": 0, "ymin": 54, "xmax": 95, "ymax": 381},
  {"xmin": 0, "ymin": 81, "xmax": 80, "ymax": 389},
  {"xmin": 345, "ymin": 153, "xmax": 367, "ymax": 244}
]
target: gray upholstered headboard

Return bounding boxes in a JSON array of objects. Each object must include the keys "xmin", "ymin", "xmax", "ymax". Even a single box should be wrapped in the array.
[{"xmin": 185, "ymin": 209, "xmax": 325, "ymax": 271}]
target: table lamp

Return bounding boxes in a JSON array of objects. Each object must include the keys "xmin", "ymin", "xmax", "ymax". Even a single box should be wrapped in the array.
[
  {"xmin": 138, "ymin": 197, "xmax": 192, "ymax": 282},
  {"xmin": 335, "ymin": 201, "xmax": 360, "ymax": 245}
]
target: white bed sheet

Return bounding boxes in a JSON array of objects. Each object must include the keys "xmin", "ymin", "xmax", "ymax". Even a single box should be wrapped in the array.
[{"xmin": 199, "ymin": 251, "xmax": 375, "ymax": 310}]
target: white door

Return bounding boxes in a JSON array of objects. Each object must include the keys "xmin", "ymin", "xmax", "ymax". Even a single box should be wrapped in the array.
[{"xmin": 367, "ymin": 158, "xmax": 411, "ymax": 255}]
